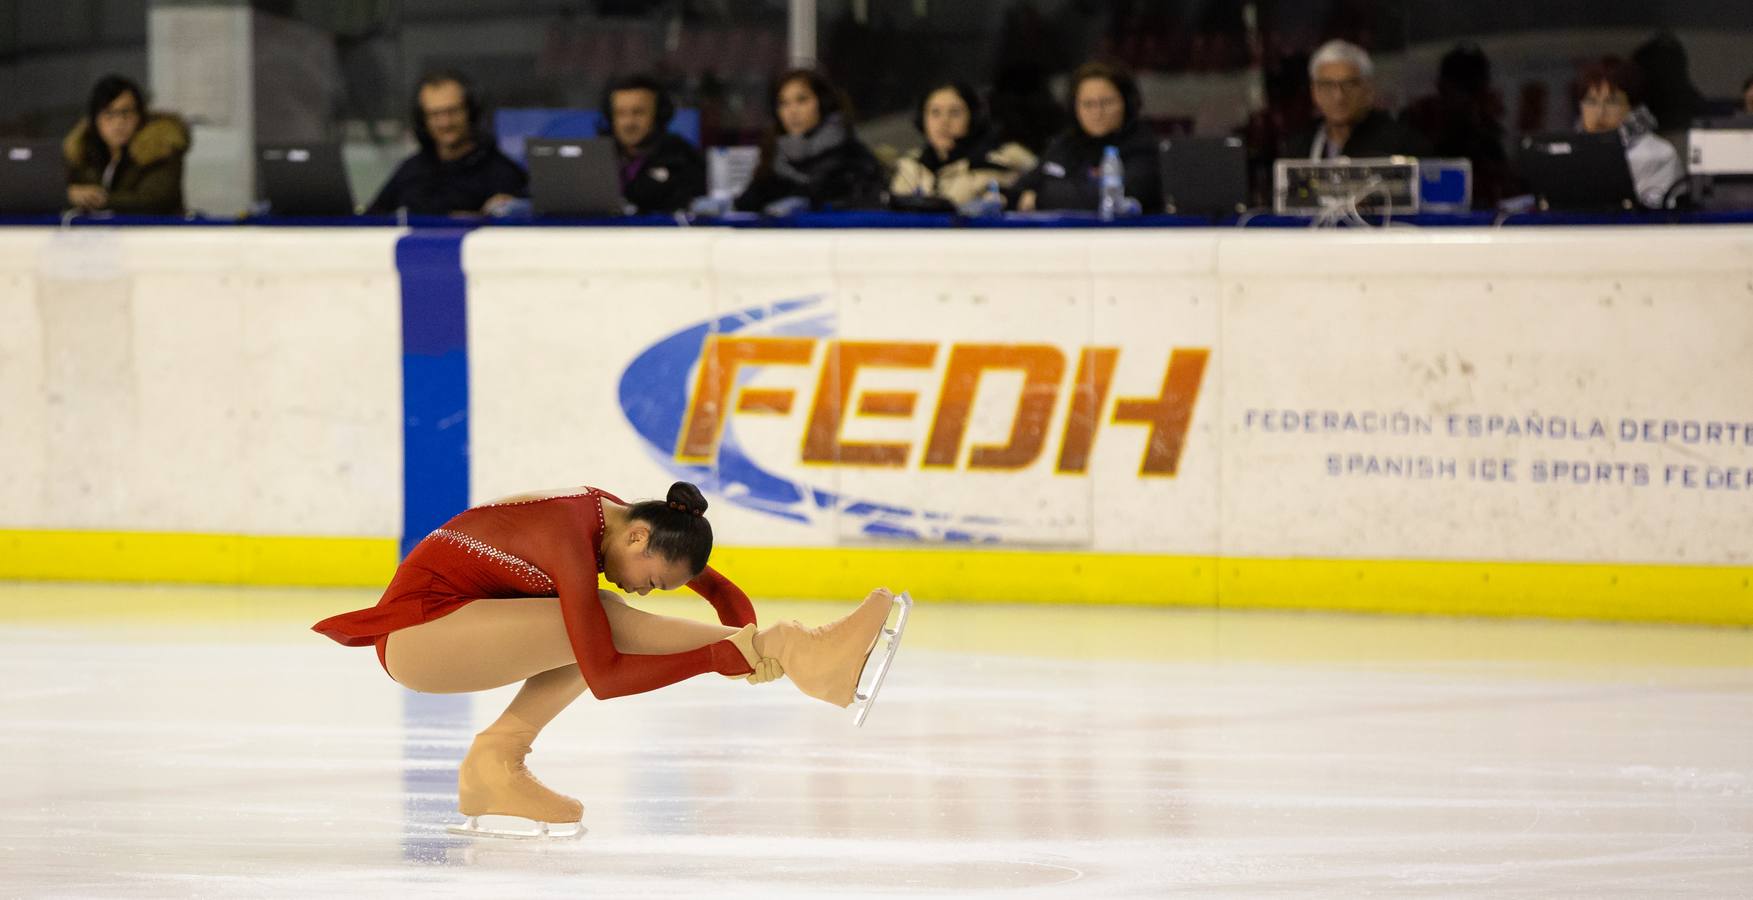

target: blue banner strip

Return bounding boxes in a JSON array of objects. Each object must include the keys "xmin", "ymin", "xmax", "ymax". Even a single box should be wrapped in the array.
[{"xmin": 396, "ymin": 230, "xmax": 473, "ymax": 559}]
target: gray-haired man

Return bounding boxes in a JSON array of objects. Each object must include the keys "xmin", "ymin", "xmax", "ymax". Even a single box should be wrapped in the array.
[{"xmin": 1284, "ymin": 40, "xmax": 1432, "ymax": 160}]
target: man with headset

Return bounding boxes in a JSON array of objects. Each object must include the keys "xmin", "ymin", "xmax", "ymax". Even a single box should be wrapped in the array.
[
  {"xmin": 601, "ymin": 74, "xmax": 705, "ymax": 214},
  {"xmin": 368, "ymin": 70, "xmax": 528, "ymax": 216}
]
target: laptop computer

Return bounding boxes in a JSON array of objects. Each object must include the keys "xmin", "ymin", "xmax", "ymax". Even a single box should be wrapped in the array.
[
  {"xmin": 525, "ymin": 137, "xmax": 625, "ymax": 217},
  {"xmin": 1516, "ymin": 132, "xmax": 1638, "ymax": 211},
  {"xmin": 0, "ymin": 141, "xmax": 68, "ymax": 214},
  {"xmin": 1159, "ymin": 136, "xmax": 1248, "ymax": 216},
  {"xmin": 258, "ymin": 143, "xmax": 356, "ymax": 216}
]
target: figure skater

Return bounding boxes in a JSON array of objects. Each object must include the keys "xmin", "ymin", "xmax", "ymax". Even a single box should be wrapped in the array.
[{"xmin": 313, "ymin": 481, "xmax": 908, "ymax": 838}]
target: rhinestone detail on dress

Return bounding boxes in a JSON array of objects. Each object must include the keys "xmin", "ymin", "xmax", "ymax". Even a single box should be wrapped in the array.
[
  {"xmin": 590, "ymin": 490, "xmax": 606, "ymax": 572},
  {"xmin": 428, "ymin": 529, "xmax": 556, "ymax": 592}
]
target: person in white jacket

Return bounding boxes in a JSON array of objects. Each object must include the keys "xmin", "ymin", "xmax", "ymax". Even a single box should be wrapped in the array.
[{"xmin": 1577, "ymin": 57, "xmax": 1683, "ymax": 209}]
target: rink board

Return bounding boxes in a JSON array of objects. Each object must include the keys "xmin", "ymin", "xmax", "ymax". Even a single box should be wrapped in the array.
[{"xmin": 1, "ymin": 226, "xmax": 1750, "ymax": 623}]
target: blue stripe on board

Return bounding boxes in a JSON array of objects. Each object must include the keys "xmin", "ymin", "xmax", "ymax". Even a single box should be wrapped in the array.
[{"xmin": 396, "ymin": 230, "xmax": 473, "ymax": 559}]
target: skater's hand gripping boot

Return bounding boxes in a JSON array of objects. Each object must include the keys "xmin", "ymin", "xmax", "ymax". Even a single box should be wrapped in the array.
[{"xmin": 719, "ymin": 622, "xmax": 785, "ymax": 684}]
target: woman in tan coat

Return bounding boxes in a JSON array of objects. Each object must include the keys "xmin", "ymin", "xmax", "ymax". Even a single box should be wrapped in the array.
[
  {"xmin": 890, "ymin": 82, "xmax": 1036, "ymax": 207},
  {"xmin": 63, "ymin": 75, "xmax": 191, "ymax": 216}
]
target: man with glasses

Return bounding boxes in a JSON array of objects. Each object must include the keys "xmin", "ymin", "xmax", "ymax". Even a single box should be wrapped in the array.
[
  {"xmin": 1284, "ymin": 40, "xmax": 1430, "ymax": 161},
  {"xmin": 367, "ymin": 71, "xmax": 527, "ymax": 216}
]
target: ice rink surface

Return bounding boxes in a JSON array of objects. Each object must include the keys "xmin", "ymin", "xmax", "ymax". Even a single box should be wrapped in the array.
[{"xmin": 1, "ymin": 582, "xmax": 1749, "ymax": 898}]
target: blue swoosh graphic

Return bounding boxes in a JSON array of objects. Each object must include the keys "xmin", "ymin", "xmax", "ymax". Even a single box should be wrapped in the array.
[{"xmin": 617, "ymin": 297, "xmax": 1004, "ymax": 542}]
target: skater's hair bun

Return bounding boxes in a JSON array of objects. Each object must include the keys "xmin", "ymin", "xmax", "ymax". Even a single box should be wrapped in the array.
[
  {"xmin": 665, "ymin": 481, "xmax": 708, "ymax": 516},
  {"xmin": 628, "ymin": 481, "xmax": 713, "ymax": 573}
]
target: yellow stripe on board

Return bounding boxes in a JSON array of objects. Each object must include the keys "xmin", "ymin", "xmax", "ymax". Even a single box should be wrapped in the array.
[
  {"xmin": 1216, "ymin": 556, "xmax": 1753, "ymax": 626},
  {"xmin": 2, "ymin": 530, "xmax": 1749, "ymax": 625},
  {"xmin": 0, "ymin": 530, "xmax": 397, "ymax": 587},
  {"xmin": 712, "ymin": 547, "xmax": 1753, "ymax": 626},
  {"xmin": 709, "ymin": 545, "xmax": 1217, "ymax": 609}
]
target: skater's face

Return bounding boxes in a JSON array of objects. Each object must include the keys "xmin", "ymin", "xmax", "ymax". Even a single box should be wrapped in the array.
[
  {"xmin": 923, "ymin": 88, "xmax": 971, "ymax": 156},
  {"xmin": 1074, "ymin": 77, "xmax": 1125, "ymax": 139},
  {"xmin": 610, "ymin": 87, "xmax": 659, "ymax": 151},
  {"xmin": 603, "ymin": 525, "xmax": 696, "ymax": 596},
  {"xmin": 777, "ymin": 79, "xmax": 822, "ymax": 136}
]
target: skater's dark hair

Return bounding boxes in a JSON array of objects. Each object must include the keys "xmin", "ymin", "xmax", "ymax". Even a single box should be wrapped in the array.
[{"xmin": 627, "ymin": 481, "xmax": 713, "ymax": 574}]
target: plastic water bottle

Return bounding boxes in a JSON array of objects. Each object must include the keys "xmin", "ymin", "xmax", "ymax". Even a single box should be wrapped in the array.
[
  {"xmin": 1098, "ymin": 145, "xmax": 1125, "ymax": 221},
  {"xmin": 957, "ymin": 179, "xmax": 1007, "ymax": 219},
  {"xmin": 981, "ymin": 179, "xmax": 1003, "ymax": 213}
]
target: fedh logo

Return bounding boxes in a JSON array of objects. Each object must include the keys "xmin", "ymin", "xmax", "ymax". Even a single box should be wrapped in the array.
[{"xmin": 619, "ymin": 297, "xmax": 1208, "ymax": 542}]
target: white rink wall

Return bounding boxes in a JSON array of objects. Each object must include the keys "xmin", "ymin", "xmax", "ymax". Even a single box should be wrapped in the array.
[
  {"xmin": 2, "ymin": 225, "xmax": 1750, "ymax": 618},
  {"xmin": 0, "ymin": 228, "xmax": 404, "ymax": 538},
  {"xmin": 466, "ymin": 226, "xmax": 1753, "ymax": 566}
]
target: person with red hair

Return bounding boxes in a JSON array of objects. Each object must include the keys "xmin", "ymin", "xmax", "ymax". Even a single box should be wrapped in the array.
[{"xmin": 1575, "ymin": 56, "xmax": 1683, "ymax": 209}]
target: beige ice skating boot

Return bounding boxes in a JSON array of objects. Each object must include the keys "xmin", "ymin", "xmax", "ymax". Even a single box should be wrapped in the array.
[
  {"xmin": 756, "ymin": 588, "xmax": 898, "ymax": 707},
  {"xmin": 449, "ymin": 731, "xmax": 584, "ymax": 838}
]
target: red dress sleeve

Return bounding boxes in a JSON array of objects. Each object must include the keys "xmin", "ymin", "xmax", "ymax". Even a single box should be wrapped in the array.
[
  {"xmin": 687, "ymin": 565, "xmax": 758, "ymax": 628},
  {"xmin": 548, "ymin": 530, "xmax": 753, "ymax": 701}
]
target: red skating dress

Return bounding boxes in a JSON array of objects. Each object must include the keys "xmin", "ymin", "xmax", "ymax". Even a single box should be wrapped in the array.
[{"xmin": 311, "ymin": 488, "xmax": 758, "ymax": 699}]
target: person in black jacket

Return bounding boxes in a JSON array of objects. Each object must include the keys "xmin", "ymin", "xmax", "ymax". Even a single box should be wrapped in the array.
[
  {"xmin": 734, "ymin": 69, "xmax": 884, "ymax": 214},
  {"xmin": 1283, "ymin": 40, "xmax": 1431, "ymax": 160},
  {"xmin": 1400, "ymin": 44, "xmax": 1515, "ymax": 207},
  {"xmin": 1014, "ymin": 61, "xmax": 1162, "ymax": 213},
  {"xmin": 368, "ymin": 71, "xmax": 528, "ymax": 216},
  {"xmin": 602, "ymin": 74, "xmax": 706, "ymax": 214}
]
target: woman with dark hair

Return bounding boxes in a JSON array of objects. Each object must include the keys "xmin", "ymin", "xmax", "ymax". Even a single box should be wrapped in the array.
[
  {"xmin": 1575, "ymin": 56, "xmax": 1683, "ymax": 209},
  {"xmin": 890, "ymin": 81, "xmax": 1037, "ymax": 208},
  {"xmin": 313, "ymin": 481, "xmax": 907, "ymax": 838},
  {"xmin": 1013, "ymin": 61, "xmax": 1162, "ymax": 213},
  {"xmin": 733, "ymin": 68, "xmax": 885, "ymax": 213},
  {"xmin": 62, "ymin": 74, "xmax": 190, "ymax": 215}
]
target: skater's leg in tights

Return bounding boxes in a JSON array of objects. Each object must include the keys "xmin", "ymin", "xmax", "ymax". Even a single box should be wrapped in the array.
[
  {"xmin": 474, "ymin": 586, "xmax": 756, "ymax": 736},
  {"xmin": 385, "ymin": 591, "xmax": 753, "ymax": 827},
  {"xmin": 384, "ymin": 591, "xmax": 742, "ymax": 695},
  {"xmin": 481, "ymin": 664, "xmax": 590, "ymax": 738}
]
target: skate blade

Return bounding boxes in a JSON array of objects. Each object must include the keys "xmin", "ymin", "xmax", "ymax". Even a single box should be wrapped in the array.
[
  {"xmin": 852, "ymin": 591, "xmax": 912, "ymax": 727},
  {"xmin": 446, "ymin": 814, "xmax": 586, "ymax": 840}
]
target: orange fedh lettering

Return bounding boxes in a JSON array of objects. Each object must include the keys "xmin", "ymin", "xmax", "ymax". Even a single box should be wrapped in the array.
[
  {"xmin": 923, "ymin": 344, "xmax": 1065, "ymax": 470},
  {"xmin": 673, "ymin": 337, "xmax": 1208, "ymax": 477},
  {"xmin": 1112, "ymin": 348, "xmax": 1209, "ymax": 476},
  {"xmin": 802, "ymin": 341, "xmax": 937, "ymax": 466},
  {"xmin": 675, "ymin": 336, "xmax": 815, "ymax": 462}
]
